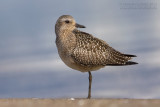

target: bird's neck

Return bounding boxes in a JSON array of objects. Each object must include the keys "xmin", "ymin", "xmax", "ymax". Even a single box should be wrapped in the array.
[{"xmin": 56, "ymin": 28, "xmax": 76, "ymax": 52}]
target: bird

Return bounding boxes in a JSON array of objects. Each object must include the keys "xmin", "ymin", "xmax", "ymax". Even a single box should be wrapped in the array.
[{"xmin": 55, "ymin": 15, "xmax": 138, "ymax": 99}]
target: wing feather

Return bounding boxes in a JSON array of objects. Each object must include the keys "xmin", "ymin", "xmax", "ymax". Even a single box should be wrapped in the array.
[{"xmin": 71, "ymin": 30, "xmax": 137, "ymax": 66}]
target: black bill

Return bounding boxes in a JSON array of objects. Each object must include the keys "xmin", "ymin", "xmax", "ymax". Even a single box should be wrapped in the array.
[{"xmin": 75, "ymin": 23, "xmax": 86, "ymax": 28}]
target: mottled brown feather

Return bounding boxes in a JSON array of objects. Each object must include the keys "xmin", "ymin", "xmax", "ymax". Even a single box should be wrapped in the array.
[{"xmin": 71, "ymin": 30, "xmax": 136, "ymax": 66}]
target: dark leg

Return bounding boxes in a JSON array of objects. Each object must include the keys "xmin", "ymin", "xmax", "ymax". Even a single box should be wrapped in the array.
[{"xmin": 87, "ymin": 71, "xmax": 92, "ymax": 99}]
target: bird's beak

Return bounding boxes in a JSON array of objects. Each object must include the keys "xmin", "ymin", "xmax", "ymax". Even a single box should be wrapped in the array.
[{"xmin": 75, "ymin": 23, "xmax": 86, "ymax": 28}]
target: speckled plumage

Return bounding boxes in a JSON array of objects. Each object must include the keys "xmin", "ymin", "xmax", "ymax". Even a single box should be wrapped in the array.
[
  {"xmin": 55, "ymin": 15, "xmax": 137, "ymax": 72},
  {"xmin": 55, "ymin": 15, "xmax": 137, "ymax": 98}
]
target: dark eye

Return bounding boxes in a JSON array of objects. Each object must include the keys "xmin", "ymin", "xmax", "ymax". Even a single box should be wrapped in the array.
[{"xmin": 65, "ymin": 20, "xmax": 70, "ymax": 23}]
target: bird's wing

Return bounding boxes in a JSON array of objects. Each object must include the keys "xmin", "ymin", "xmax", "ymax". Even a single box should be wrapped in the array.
[{"xmin": 71, "ymin": 30, "xmax": 137, "ymax": 66}]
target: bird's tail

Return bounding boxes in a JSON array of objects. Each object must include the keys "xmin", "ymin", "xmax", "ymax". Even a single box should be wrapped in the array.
[
  {"xmin": 107, "ymin": 54, "xmax": 138, "ymax": 66},
  {"xmin": 123, "ymin": 54, "xmax": 137, "ymax": 57},
  {"xmin": 107, "ymin": 61, "xmax": 138, "ymax": 66},
  {"xmin": 125, "ymin": 61, "xmax": 138, "ymax": 65}
]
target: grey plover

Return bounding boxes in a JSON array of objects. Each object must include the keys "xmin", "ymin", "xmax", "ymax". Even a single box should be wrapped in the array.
[{"xmin": 55, "ymin": 15, "xmax": 138, "ymax": 99}]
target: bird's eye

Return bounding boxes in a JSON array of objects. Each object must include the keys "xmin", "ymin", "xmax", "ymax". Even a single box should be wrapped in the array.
[{"xmin": 65, "ymin": 20, "xmax": 70, "ymax": 23}]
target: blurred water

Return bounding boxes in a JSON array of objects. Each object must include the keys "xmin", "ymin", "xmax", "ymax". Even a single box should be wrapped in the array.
[{"xmin": 0, "ymin": 0, "xmax": 160, "ymax": 98}]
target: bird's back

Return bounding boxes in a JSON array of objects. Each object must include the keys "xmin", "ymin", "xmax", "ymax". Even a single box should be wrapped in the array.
[{"xmin": 71, "ymin": 30, "xmax": 137, "ymax": 68}]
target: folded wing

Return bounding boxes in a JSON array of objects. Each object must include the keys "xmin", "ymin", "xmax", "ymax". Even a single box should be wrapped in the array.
[{"xmin": 71, "ymin": 30, "xmax": 138, "ymax": 66}]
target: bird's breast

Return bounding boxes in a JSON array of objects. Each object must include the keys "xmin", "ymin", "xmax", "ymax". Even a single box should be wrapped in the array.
[{"xmin": 56, "ymin": 32, "xmax": 77, "ymax": 67}]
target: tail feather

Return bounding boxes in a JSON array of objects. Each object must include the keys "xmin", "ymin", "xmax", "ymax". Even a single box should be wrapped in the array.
[
  {"xmin": 125, "ymin": 61, "xmax": 138, "ymax": 65},
  {"xmin": 107, "ymin": 61, "xmax": 138, "ymax": 66},
  {"xmin": 123, "ymin": 54, "xmax": 137, "ymax": 57},
  {"xmin": 106, "ymin": 47, "xmax": 138, "ymax": 66}
]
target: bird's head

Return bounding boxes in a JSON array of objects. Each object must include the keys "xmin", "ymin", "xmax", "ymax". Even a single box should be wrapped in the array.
[{"xmin": 55, "ymin": 15, "xmax": 85, "ymax": 33}]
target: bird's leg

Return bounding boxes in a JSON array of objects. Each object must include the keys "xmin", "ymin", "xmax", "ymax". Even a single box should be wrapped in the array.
[{"xmin": 87, "ymin": 71, "xmax": 92, "ymax": 99}]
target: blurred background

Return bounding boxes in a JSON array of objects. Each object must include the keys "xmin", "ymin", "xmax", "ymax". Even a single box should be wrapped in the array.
[{"xmin": 0, "ymin": 0, "xmax": 160, "ymax": 98}]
